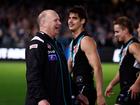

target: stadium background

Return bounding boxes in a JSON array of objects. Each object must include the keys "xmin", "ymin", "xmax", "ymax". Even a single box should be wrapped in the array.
[{"xmin": 0, "ymin": 0, "xmax": 140, "ymax": 105}]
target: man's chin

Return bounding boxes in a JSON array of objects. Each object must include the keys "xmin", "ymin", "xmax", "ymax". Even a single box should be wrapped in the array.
[
  {"xmin": 117, "ymin": 41, "xmax": 124, "ymax": 45},
  {"xmin": 69, "ymin": 28, "xmax": 74, "ymax": 31}
]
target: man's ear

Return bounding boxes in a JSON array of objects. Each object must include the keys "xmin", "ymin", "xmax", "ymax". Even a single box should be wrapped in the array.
[{"xmin": 124, "ymin": 27, "xmax": 129, "ymax": 34}]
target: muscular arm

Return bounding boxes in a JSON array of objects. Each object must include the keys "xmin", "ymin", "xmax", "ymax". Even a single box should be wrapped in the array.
[
  {"xmin": 81, "ymin": 36, "xmax": 106, "ymax": 105},
  {"xmin": 128, "ymin": 43, "xmax": 140, "ymax": 98},
  {"xmin": 129, "ymin": 43, "xmax": 140, "ymax": 86},
  {"xmin": 129, "ymin": 43, "xmax": 140, "ymax": 63}
]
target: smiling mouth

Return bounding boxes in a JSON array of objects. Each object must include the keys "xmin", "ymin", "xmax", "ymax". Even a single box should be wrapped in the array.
[
  {"xmin": 68, "ymin": 23, "xmax": 74, "ymax": 26},
  {"xmin": 55, "ymin": 26, "xmax": 60, "ymax": 30},
  {"xmin": 69, "ymin": 25, "xmax": 74, "ymax": 28}
]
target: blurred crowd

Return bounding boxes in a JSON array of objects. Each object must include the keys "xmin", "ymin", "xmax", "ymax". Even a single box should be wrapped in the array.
[{"xmin": 0, "ymin": 0, "xmax": 140, "ymax": 48}]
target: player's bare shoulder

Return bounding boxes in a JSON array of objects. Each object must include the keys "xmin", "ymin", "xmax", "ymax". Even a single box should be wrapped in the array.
[
  {"xmin": 81, "ymin": 35, "xmax": 97, "ymax": 52},
  {"xmin": 81, "ymin": 35, "xmax": 96, "ymax": 45},
  {"xmin": 129, "ymin": 42, "xmax": 140, "ymax": 54}
]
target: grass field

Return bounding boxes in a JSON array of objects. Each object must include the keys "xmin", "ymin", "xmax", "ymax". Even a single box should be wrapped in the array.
[{"xmin": 0, "ymin": 61, "xmax": 120, "ymax": 105}]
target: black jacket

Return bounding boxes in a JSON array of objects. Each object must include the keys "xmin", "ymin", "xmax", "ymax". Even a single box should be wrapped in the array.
[{"xmin": 25, "ymin": 32, "xmax": 72, "ymax": 105}]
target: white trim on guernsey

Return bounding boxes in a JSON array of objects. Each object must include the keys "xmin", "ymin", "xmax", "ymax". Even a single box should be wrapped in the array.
[{"xmin": 31, "ymin": 36, "xmax": 44, "ymax": 43}]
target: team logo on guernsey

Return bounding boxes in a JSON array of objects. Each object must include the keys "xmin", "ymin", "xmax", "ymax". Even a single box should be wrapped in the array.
[
  {"xmin": 29, "ymin": 44, "xmax": 38, "ymax": 49},
  {"xmin": 73, "ymin": 45, "xmax": 78, "ymax": 54}
]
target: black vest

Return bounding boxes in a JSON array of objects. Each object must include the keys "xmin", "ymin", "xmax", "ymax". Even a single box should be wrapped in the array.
[
  {"xmin": 119, "ymin": 38, "xmax": 140, "ymax": 90},
  {"xmin": 70, "ymin": 31, "xmax": 94, "ymax": 90}
]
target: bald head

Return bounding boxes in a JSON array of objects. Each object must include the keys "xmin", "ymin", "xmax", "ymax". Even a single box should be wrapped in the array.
[
  {"xmin": 37, "ymin": 9, "xmax": 61, "ymax": 37},
  {"xmin": 38, "ymin": 10, "xmax": 57, "ymax": 26}
]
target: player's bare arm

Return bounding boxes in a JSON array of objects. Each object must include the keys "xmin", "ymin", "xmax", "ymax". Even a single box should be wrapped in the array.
[
  {"xmin": 129, "ymin": 43, "xmax": 140, "ymax": 99},
  {"xmin": 129, "ymin": 43, "xmax": 140, "ymax": 63},
  {"xmin": 81, "ymin": 36, "xmax": 106, "ymax": 105},
  {"xmin": 105, "ymin": 71, "xmax": 120, "ymax": 97}
]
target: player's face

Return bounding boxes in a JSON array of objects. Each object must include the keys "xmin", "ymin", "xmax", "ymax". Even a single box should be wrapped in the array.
[
  {"xmin": 114, "ymin": 24, "xmax": 126, "ymax": 43},
  {"xmin": 68, "ymin": 13, "xmax": 84, "ymax": 32}
]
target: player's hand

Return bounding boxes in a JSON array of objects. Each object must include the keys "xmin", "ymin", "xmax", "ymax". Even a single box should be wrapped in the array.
[
  {"xmin": 38, "ymin": 99, "xmax": 50, "ymax": 105},
  {"xmin": 129, "ymin": 83, "xmax": 140, "ymax": 100},
  {"xmin": 105, "ymin": 84, "xmax": 113, "ymax": 97},
  {"xmin": 97, "ymin": 95, "xmax": 106, "ymax": 105},
  {"xmin": 77, "ymin": 93, "xmax": 89, "ymax": 105}
]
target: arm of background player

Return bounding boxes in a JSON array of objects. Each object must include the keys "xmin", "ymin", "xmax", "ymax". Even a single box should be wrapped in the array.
[
  {"xmin": 128, "ymin": 43, "xmax": 140, "ymax": 99},
  {"xmin": 129, "ymin": 43, "xmax": 140, "ymax": 63},
  {"xmin": 105, "ymin": 71, "xmax": 120, "ymax": 97}
]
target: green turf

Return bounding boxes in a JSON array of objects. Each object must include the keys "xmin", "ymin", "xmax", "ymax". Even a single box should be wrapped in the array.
[
  {"xmin": 0, "ymin": 62, "xmax": 120, "ymax": 105},
  {"xmin": 0, "ymin": 61, "xmax": 26, "ymax": 105},
  {"xmin": 102, "ymin": 63, "xmax": 120, "ymax": 105}
]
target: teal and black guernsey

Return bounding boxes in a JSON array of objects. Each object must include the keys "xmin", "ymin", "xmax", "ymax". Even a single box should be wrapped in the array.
[
  {"xmin": 119, "ymin": 38, "xmax": 140, "ymax": 91},
  {"xmin": 70, "ymin": 31, "xmax": 96, "ymax": 105}
]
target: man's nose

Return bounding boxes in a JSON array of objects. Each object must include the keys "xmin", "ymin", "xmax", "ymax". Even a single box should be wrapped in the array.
[
  {"xmin": 68, "ymin": 18, "xmax": 72, "ymax": 23},
  {"xmin": 58, "ymin": 21, "xmax": 61, "ymax": 25},
  {"xmin": 114, "ymin": 33, "xmax": 118, "ymax": 37}
]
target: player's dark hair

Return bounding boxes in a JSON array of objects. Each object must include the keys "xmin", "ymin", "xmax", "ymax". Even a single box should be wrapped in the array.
[{"xmin": 68, "ymin": 5, "xmax": 87, "ymax": 27}]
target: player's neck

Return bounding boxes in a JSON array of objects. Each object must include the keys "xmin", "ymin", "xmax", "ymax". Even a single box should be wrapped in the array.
[
  {"xmin": 72, "ymin": 28, "xmax": 85, "ymax": 39},
  {"xmin": 124, "ymin": 34, "xmax": 133, "ymax": 43}
]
